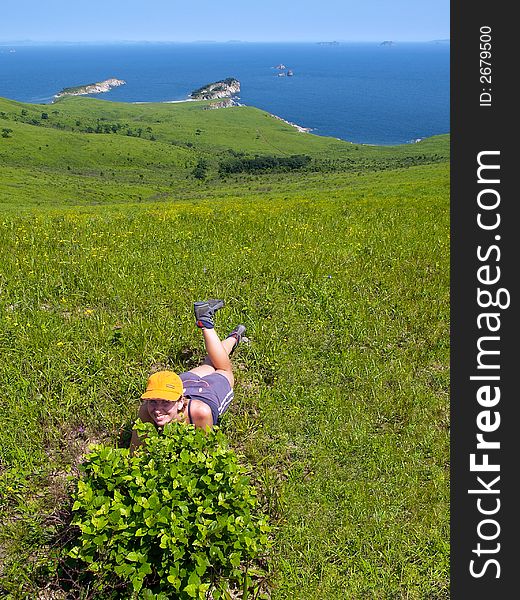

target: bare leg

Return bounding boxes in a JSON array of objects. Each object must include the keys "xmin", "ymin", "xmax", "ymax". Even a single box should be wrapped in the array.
[
  {"xmin": 201, "ymin": 328, "xmax": 233, "ymax": 371},
  {"xmin": 189, "ymin": 328, "xmax": 236, "ymax": 385},
  {"xmin": 221, "ymin": 335, "xmax": 237, "ymax": 356}
]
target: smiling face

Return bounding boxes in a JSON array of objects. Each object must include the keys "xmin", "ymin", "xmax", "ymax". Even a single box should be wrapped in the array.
[{"xmin": 146, "ymin": 397, "xmax": 185, "ymax": 427}]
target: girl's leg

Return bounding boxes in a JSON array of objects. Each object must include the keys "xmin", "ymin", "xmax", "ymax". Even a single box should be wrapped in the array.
[
  {"xmin": 189, "ymin": 301, "xmax": 245, "ymax": 384},
  {"xmin": 189, "ymin": 328, "xmax": 236, "ymax": 385},
  {"xmin": 201, "ymin": 328, "xmax": 233, "ymax": 372}
]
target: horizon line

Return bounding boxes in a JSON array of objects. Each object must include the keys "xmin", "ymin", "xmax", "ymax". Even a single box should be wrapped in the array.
[{"xmin": 0, "ymin": 38, "xmax": 450, "ymax": 45}]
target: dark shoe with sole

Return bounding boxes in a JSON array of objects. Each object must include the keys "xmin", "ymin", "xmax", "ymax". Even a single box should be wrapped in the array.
[
  {"xmin": 227, "ymin": 324, "xmax": 247, "ymax": 354},
  {"xmin": 194, "ymin": 298, "xmax": 225, "ymax": 329}
]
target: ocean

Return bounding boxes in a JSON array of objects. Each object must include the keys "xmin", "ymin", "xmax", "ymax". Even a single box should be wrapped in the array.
[{"xmin": 0, "ymin": 42, "xmax": 449, "ymax": 145}]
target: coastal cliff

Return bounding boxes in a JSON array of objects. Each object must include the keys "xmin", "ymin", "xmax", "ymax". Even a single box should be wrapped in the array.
[
  {"xmin": 190, "ymin": 78, "xmax": 240, "ymax": 101},
  {"xmin": 54, "ymin": 78, "xmax": 126, "ymax": 100},
  {"xmin": 202, "ymin": 98, "xmax": 236, "ymax": 110}
]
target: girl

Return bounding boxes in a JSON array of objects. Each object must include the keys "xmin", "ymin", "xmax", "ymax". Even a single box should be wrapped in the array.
[{"xmin": 130, "ymin": 299, "xmax": 246, "ymax": 450}]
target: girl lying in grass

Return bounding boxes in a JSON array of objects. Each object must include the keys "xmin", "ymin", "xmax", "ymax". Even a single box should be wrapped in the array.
[{"xmin": 130, "ymin": 300, "xmax": 246, "ymax": 451}]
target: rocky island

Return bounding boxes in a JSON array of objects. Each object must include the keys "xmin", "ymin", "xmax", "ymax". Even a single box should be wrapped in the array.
[
  {"xmin": 54, "ymin": 78, "xmax": 126, "ymax": 100},
  {"xmin": 274, "ymin": 64, "xmax": 294, "ymax": 77},
  {"xmin": 189, "ymin": 78, "xmax": 240, "ymax": 101}
]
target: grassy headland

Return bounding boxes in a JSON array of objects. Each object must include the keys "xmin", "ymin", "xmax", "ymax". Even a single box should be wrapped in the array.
[{"xmin": 0, "ymin": 95, "xmax": 449, "ymax": 598}]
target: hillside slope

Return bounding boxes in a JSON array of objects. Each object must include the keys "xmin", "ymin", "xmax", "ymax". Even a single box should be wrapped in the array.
[
  {"xmin": 0, "ymin": 95, "xmax": 449, "ymax": 207},
  {"xmin": 0, "ymin": 95, "xmax": 450, "ymax": 599}
]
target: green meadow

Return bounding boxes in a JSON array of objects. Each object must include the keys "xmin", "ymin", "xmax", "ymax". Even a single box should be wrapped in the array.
[{"xmin": 0, "ymin": 96, "xmax": 449, "ymax": 598}]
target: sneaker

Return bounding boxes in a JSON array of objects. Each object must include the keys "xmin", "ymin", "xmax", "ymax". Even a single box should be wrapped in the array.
[
  {"xmin": 227, "ymin": 324, "xmax": 247, "ymax": 354},
  {"xmin": 194, "ymin": 298, "xmax": 225, "ymax": 329}
]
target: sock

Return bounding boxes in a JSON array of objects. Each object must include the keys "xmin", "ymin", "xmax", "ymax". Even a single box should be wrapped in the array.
[{"xmin": 196, "ymin": 319, "xmax": 214, "ymax": 329}]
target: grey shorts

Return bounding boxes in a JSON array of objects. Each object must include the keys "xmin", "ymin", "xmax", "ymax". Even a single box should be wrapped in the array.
[{"xmin": 179, "ymin": 371, "xmax": 234, "ymax": 425}]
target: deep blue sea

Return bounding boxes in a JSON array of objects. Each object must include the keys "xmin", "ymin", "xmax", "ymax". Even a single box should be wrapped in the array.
[{"xmin": 0, "ymin": 42, "xmax": 449, "ymax": 145}]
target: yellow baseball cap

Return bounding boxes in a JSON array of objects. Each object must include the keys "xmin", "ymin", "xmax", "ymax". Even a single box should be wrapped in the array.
[{"xmin": 141, "ymin": 370, "xmax": 183, "ymax": 402}]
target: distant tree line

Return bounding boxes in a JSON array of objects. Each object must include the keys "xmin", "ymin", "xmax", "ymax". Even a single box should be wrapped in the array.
[{"xmin": 218, "ymin": 154, "xmax": 312, "ymax": 175}]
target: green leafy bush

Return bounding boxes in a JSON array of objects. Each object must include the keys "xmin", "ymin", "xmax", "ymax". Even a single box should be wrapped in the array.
[{"xmin": 68, "ymin": 421, "xmax": 271, "ymax": 599}]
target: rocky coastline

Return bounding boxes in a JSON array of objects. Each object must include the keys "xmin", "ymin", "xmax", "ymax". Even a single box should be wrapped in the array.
[
  {"xmin": 189, "ymin": 78, "xmax": 240, "ymax": 101},
  {"xmin": 54, "ymin": 78, "xmax": 126, "ymax": 100},
  {"xmin": 269, "ymin": 113, "xmax": 312, "ymax": 133},
  {"xmin": 202, "ymin": 98, "xmax": 238, "ymax": 110}
]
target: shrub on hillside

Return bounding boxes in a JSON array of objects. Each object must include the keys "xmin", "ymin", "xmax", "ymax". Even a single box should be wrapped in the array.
[
  {"xmin": 67, "ymin": 421, "xmax": 271, "ymax": 599},
  {"xmin": 192, "ymin": 158, "xmax": 209, "ymax": 180}
]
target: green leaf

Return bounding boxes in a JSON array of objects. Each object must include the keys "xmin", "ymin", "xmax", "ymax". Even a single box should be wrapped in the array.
[
  {"xmin": 183, "ymin": 584, "xmax": 199, "ymax": 598},
  {"xmin": 230, "ymin": 552, "xmax": 241, "ymax": 568},
  {"xmin": 131, "ymin": 573, "xmax": 144, "ymax": 593},
  {"xmin": 195, "ymin": 561, "xmax": 208, "ymax": 577},
  {"xmin": 139, "ymin": 561, "xmax": 153, "ymax": 576},
  {"xmin": 114, "ymin": 564, "xmax": 134, "ymax": 577},
  {"xmin": 188, "ymin": 570, "xmax": 201, "ymax": 586},
  {"xmin": 167, "ymin": 574, "xmax": 181, "ymax": 589},
  {"xmin": 126, "ymin": 551, "xmax": 140, "ymax": 562}
]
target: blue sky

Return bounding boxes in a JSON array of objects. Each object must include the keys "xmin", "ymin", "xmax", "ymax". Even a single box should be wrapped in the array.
[{"xmin": 1, "ymin": 1, "xmax": 449, "ymax": 43}]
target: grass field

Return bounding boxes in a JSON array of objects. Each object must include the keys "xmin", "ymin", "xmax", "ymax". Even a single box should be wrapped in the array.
[{"xmin": 0, "ymin": 96, "xmax": 449, "ymax": 598}]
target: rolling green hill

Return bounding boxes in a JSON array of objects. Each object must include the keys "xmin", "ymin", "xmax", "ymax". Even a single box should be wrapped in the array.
[
  {"xmin": 0, "ymin": 96, "xmax": 449, "ymax": 599},
  {"xmin": 0, "ymin": 95, "xmax": 448, "ymax": 207}
]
